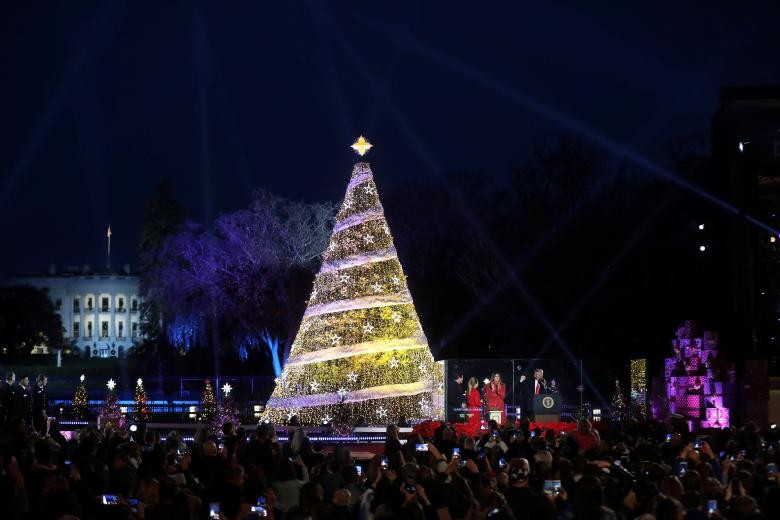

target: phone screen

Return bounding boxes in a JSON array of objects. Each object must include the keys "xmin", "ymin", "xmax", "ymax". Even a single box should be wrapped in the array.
[
  {"xmin": 614, "ymin": 460, "xmax": 622, "ymax": 467},
  {"xmin": 543, "ymin": 480, "xmax": 561, "ymax": 496},
  {"xmin": 452, "ymin": 447, "xmax": 461, "ymax": 459},
  {"xmin": 102, "ymin": 495, "xmax": 118, "ymax": 505},
  {"xmin": 767, "ymin": 463, "xmax": 777, "ymax": 475},
  {"xmin": 530, "ymin": 430, "xmax": 536, "ymax": 438},
  {"xmin": 498, "ymin": 457, "xmax": 507, "ymax": 468},
  {"xmin": 707, "ymin": 500, "xmax": 717, "ymax": 515},
  {"xmin": 250, "ymin": 505, "xmax": 268, "ymax": 517},
  {"xmin": 416, "ymin": 443, "xmax": 428, "ymax": 452},
  {"xmin": 678, "ymin": 461, "xmax": 688, "ymax": 476},
  {"xmin": 405, "ymin": 483, "xmax": 417, "ymax": 493},
  {"xmin": 665, "ymin": 433, "xmax": 672, "ymax": 442},
  {"xmin": 380, "ymin": 456, "xmax": 389, "ymax": 470},
  {"xmin": 209, "ymin": 503, "xmax": 220, "ymax": 519},
  {"xmin": 355, "ymin": 465, "xmax": 363, "ymax": 476}
]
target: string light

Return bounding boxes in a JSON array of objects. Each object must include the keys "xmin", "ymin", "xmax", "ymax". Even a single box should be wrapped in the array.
[{"xmin": 262, "ymin": 159, "xmax": 444, "ymax": 425}]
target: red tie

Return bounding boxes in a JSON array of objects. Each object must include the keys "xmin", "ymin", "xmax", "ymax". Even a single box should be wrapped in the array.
[{"xmin": 535, "ymin": 382, "xmax": 540, "ymax": 395}]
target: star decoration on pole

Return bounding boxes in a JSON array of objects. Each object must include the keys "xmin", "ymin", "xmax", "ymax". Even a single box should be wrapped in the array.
[
  {"xmin": 222, "ymin": 382, "xmax": 232, "ymax": 396},
  {"xmin": 80, "ymin": 374, "xmax": 85, "ymax": 382},
  {"xmin": 106, "ymin": 378, "xmax": 116, "ymax": 391},
  {"xmin": 351, "ymin": 135, "xmax": 373, "ymax": 156},
  {"xmin": 137, "ymin": 378, "xmax": 143, "ymax": 387},
  {"xmin": 347, "ymin": 372, "xmax": 359, "ymax": 383}
]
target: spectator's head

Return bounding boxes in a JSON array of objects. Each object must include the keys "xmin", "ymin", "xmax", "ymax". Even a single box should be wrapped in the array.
[
  {"xmin": 661, "ymin": 476, "xmax": 684, "ymax": 500},
  {"xmin": 276, "ymin": 458, "xmax": 297, "ymax": 481},
  {"xmin": 222, "ymin": 421, "xmax": 235, "ymax": 436},
  {"xmin": 680, "ymin": 490, "xmax": 702, "ymax": 511},
  {"xmin": 224, "ymin": 464, "xmax": 245, "ymax": 485},
  {"xmin": 508, "ymin": 458, "xmax": 529, "ymax": 487},
  {"xmin": 386, "ymin": 423, "xmax": 399, "ymax": 438},
  {"xmin": 333, "ymin": 488, "xmax": 351, "ymax": 507},
  {"xmin": 37, "ymin": 373, "xmax": 47, "ymax": 386},
  {"xmin": 202, "ymin": 440, "xmax": 217, "ymax": 457},
  {"xmin": 256, "ymin": 423, "xmax": 270, "ymax": 440},
  {"xmin": 19, "ymin": 375, "xmax": 29, "ymax": 387},
  {"xmin": 577, "ymin": 419, "xmax": 593, "ymax": 435},
  {"xmin": 574, "ymin": 475, "xmax": 606, "ymax": 519},
  {"xmin": 655, "ymin": 496, "xmax": 684, "ymax": 520},
  {"xmin": 5, "ymin": 371, "xmax": 15, "ymax": 384}
]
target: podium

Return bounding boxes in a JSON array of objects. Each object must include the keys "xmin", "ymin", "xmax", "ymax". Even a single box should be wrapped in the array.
[{"xmin": 533, "ymin": 394, "xmax": 560, "ymax": 423}]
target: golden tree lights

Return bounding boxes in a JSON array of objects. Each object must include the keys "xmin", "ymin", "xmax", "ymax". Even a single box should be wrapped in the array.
[{"xmin": 262, "ymin": 142, "xmax": 444, "ymax": 425}]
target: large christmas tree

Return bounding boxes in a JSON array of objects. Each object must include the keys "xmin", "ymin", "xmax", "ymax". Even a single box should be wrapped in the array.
[
  {"xmin": 263, "ymin": 137, "xmax": 444, "ymax": 425},
  {"xmin": 134, "ymin": 378, "xmax": 151, "ymax": 422},
  {"xmin": 99, "ymin": 378, "xmax": 125, "ymax": 430},
  {"xmin": 73, "ymin": 374, "xmax": 88, "ymax": 419}
]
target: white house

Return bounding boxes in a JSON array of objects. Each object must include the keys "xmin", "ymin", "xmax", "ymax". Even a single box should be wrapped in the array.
[{"xmin": 5, "ymin": 264, "xmax": 143, "ymax": 357}]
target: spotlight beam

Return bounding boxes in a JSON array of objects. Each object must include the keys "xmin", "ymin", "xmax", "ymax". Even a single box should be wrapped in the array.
[
  {"xmin": 352, "ymin": 15, "xmax": 778, "ymax": 238},
  {"xmin": 330, "ymin": 19, "xmax": 608, "ymax": 406}
]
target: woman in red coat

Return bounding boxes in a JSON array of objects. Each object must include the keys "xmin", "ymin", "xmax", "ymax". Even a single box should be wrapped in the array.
[
  {"xmin": 485, "ymin": 372, "xmax": 506, "ymax": 424},
  {"xmin": 466, "ymin": 377, "xmax": 482, "ymax": 429}
]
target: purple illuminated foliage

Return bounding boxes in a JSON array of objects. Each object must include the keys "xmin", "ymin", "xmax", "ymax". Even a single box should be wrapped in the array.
[{"xmin": 145, "ymin": 189, "xmax": 336, "ymax": 363}]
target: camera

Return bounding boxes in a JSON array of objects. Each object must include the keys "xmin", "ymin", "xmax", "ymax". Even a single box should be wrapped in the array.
[
  {"xmin": 543, "ymin": 480, "xmax": 561, "ymax": 496},
  {"xmin": 415, "ymin": 443, "xmax": 428, "ymax": 452}
]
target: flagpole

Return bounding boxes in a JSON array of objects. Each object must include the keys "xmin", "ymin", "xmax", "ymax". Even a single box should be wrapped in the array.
[{"xmin": 107, "ymin": 225, "xmax": 112, "ymax": 270}]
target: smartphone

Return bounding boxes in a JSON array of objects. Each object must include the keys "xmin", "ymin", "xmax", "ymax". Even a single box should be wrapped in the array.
[
  {"xmin": 530, "ymin": 430, "xmax": 536, "ymax": 438},
  {"xmin": 707, "ymin": 499, "xmax": 717, "ymax": 515},
  {"xmin": 209, "ymin": 503, "xmax": 221, "ymax": 519},
  {"xmin": 665, "ymin": 433, "xmax": 673, "ymax": 442},
  {"xmin": 678, "ymin": 461, "xmax": 688, "ymax": 476},
  {"xmin": 355, "ymin": 465, "xmax": 363, "ymax": 476},
  {"xmin": 498, "ymin": 457, "xmax": 507, "ymax": 468},
  {"xmin": 177, "ymin": 448, "xmax": 188, "ymax": 456},
  {"xmin": 767, "ymin": 462, "xmax": 777, "ymax": 475},
  {"xmin": 416, "ymin": 443, "xmax": 428, "ymax": 452},
  {"xmin": 452, "ymin": 447, "xmax": 461, "ymax": 459},
  {"xmin": 458, "ymin": 459, "xmax": 467, "ymax": 468},
  {"xmin": 101, "ymin": 495, "xmax": 118, "ymax": 505},
  {"xmin": 257, "ymin": 497, "xmax": 267, "ymax": 506},
  {"xmin": 614, "ymin": 460, "xmax": 622, "ymax": 467},
  {"xmin": 491, "ymin": 430, "xmax": 499, "ymax": 439},
  {"xmin": 63, "ymin": 460, "xmax": 71, "ymax": 466},
  {"xmin": 218, "ymin": 443, "xmax": 225, "ymax": 451},
  {"xmin": 128, "ymin": 498, "xmax": 139, "ymax": 507},
  {"xmin": 543, "ymin": 480, "xmax": 561, "ymax": 496},
  {"xmin": 380, "ymin": 456, "xmax": 389, "ymax": 470},
  {"xmin": 405, "ymin": 483, "xmax": 417, "ymax": 493},
  {"xmin": 559, "ymin": 431, "xmax": 567, "ymax": 437},
  {"xmin": 478, "ymin": 449, "xmax": 487, "ymax": 459},
  {"xmin": 693, "ymin": 439, "xmax": 703, "ymax": 449},
  {"xmin": 250, "ymin": 505, "xmax": 268, "ymax": 517}
]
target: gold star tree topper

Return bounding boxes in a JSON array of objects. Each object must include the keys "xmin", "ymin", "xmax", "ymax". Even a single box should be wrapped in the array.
[{"xmin": 351, "ymin": 135, "xmax": 373, "ymax": 156}]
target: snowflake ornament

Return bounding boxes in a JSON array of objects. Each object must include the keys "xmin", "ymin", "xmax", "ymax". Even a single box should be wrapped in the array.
[
  {"xmin": 347, "ymin": 372, "xmax": 359, "ymax": 383},
  {"xmin": 419, "ymin": 362, "xmax": 428, "ymax": 373},
  {"xmin": 222, "ymin": 383, "xmax": 233, "ymax": 396},
  {"xmin": 390, "ymin": 276, "xmax": 401, "ymax": 286},
  {"xmin": 286, "ymin": 410, "xmax": 298, "ymax": 421},
  {"xmin": 330, "ymin": 334, "xmax": 341, "ymax": 346},
  {"xmin": 339, "ymin": 273, "xmax": 350, "ymax": 284},
  {"xmin": 363, "ymin": 234, "xmax": 374, "ymax": 245},
  {"xmin": 106, "ymin": 378, "xmax": 116, "ymax": 391},
  {"xmin": 337, "ymin": 387, "xmax": 348, "ymax": 400},
  {"xmin": 382, "ymin": 224, "xmax": 390, "ymax": 235},
  {"xmin": 309, "ymin": 380, "xmax": 320, "ymax": 392},
  {"xmin": 392, "ymin": 312, "xmax": 402, "ymax": 323},
  {"xmin": 363, "ymin": 185, "xmax": 376, "ymax": 196},
  {"xmin": 376, "ymin": 406, "xmax": 388, "ymax": 418},
  {"xmin": 389, "ymin": 357, "xmax": 400, "ymax": 369},
  {"xmin": 371, "ymin": 282, "xmax": 383, "ymax": 293},
  {"xmin": 363, "ymin": 322, "xmax": 374, "ymax": 334},
  {"xmin": 321, "ymin": 415, "xmax": 333, "ymax": 424}
]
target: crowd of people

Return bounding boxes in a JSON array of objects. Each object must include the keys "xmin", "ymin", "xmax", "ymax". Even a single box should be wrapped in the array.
[{"xmin": 1, "ymin": 386, "xmax": 779, "ymax": 519}]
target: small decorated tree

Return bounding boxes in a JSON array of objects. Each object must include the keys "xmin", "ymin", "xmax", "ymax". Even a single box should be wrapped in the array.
[
  {"xmin": 73, "ymin": 374, "xmax": 88, "ymax": 419},
  {"xmin": 99, "ymin": 378, "xmax": 125, "ymax": 430},
  {"xmin": 611, "ymin": 379, "xmax": 626, "ymax": 422},
  {"xmin": 201, "ymin": 379, "xmax": 217, "ymax": 423},
  {"xmin": 134, "ymin": 378, "xmax": 151, "ymax": 422},
  {"xmin": 212, "ymin": 382, "xmax": 240, "ymax": 435}
]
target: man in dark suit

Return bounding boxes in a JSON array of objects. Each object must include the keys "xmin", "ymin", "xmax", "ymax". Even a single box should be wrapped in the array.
[
  {"xmin": 1, "ymin": 371, "xmax": 17, "ymax": 424},
  {"xmin": 15, "ymin": 375, "xmax": 32, "ymax": 429},
  {"xmin": 33, "ymin": 374, "xmax": 49, "ymax": 434},
  {"xmin": 519, "ymin": 368, "xmax": 547, "ymax": 422}
]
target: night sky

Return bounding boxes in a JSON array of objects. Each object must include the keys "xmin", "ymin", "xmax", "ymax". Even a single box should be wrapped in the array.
[{"xmin": 1, "ymin": 2, "xmax": 779, "ymax": 275}]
